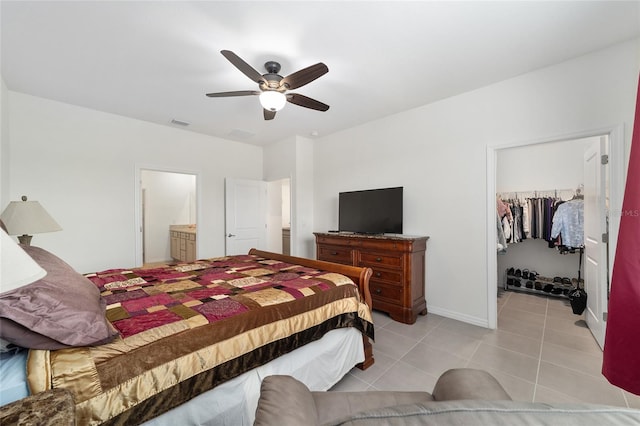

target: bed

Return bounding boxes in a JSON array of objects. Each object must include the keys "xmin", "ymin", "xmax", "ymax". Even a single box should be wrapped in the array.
[{"xmin": 0, "ymin": 247, "xmax": 374, "ymax": 425}]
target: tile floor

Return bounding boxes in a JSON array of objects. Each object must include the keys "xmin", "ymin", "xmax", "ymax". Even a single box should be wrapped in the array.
[{"xmin": 331, "ymin": 289, "xmax": 640, "ymax": 409}]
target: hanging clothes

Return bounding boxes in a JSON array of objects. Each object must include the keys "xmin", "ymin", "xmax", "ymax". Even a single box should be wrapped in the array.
[
  {"xmin": 550, "ymin": 199, "xmax": 584, "ymax": 248},
  {"xmin": 497, "ymin": 192, "xmax": 572, "ymax": 248}
]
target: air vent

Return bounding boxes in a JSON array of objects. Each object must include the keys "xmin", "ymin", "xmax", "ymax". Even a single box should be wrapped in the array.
[
  {"xmin": 227, "ymin": 129, "xmax": 255, "ymax": 140},
  {"xmin": 170, "ymin": 119, "xmax": 190, "ymax": 126}
]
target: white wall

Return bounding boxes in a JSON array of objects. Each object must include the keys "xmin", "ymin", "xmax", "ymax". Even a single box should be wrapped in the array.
[
  {"xmin": 263, "ymin": 135, "xmax": 315, "ymax": 258},
  {"xmin": 141, "ymin": 170, "xmax": 196, "ymax": 263},
  {"xmin": 0, "ymin": 75, "xmax": 9, "ymax": 210},
  {"xmin": 313, "ymin": 39, "xmax": 639, "ymax": 327},
  {"xmin": 266, "ymin": 179, "xmax": 283, "ymax": 253},
  {"xmin": 281, "ymin": 179, "xmax": 290, "ymax": 228},
  {"xmin": 7, "ymin": 92, "xmax": 263, "ymax": 273}
]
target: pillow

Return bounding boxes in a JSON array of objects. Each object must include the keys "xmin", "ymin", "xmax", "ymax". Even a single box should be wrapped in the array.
[{"xmin": 0, "ymin": 246, "xmax": 119, "ymax": 349}]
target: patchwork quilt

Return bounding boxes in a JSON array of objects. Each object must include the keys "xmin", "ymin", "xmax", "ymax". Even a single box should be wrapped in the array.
[{"xmin": 27, "ymin": 255, "xmax": 374, "ymax": 425}]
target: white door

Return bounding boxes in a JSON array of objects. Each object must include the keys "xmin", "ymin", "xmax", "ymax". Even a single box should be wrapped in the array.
[
  {"xmin": 583, "ymin": 138, "xmax": 608, "ymax": 349},
  {"xmin": 225, "ymin": 178, "xmax": 267, "ymax": 255}
]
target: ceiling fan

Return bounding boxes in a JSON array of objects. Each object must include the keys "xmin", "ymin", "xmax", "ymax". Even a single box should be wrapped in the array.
[{"xmin": 206, "ymin": 50, "xmax": 329, "ymax": 120}]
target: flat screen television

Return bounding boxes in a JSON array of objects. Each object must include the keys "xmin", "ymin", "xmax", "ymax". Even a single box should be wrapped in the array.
[{"xmin": 338, "ymin": 187, "xmax": 403, "ymax": 234}]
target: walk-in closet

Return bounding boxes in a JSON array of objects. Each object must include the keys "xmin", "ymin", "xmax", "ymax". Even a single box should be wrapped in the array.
[{"xmin": 495, "ymin": 135, "xmax": 608, "ymax": 347}]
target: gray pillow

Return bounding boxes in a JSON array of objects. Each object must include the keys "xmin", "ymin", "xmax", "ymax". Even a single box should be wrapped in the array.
[{"xmin": 0, "ymin": 246, "xmax": 118, "ymax": 349}]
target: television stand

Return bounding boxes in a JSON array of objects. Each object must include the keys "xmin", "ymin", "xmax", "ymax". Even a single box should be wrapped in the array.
[{"xmin": 314, "ymin": 232, "xmax": 429, "ymax": 324}]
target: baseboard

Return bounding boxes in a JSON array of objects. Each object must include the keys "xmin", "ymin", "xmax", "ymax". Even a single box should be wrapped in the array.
[{"xmin": 426, "ymin": 305, "xmax": 490, "ymax": 329}]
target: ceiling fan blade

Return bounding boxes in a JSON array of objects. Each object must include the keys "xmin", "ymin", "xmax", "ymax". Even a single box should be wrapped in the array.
[
  {"xmin": 220, "ymin": 50, "xmax": 265, "ymax": 84},
  {"xmin": 206, "ymin": 90, "xmax": 260, "ymax": 97},
  {"xmin": 280, "ymin": 63, "xmax": 328, "ymax": 90},
  {"xmin": 286, "ymin": 93, "xmax": 330, "ymax": 111},
  {"xmin": 264, "ymin": 109, "xmax": 276, "ymax": 120}
]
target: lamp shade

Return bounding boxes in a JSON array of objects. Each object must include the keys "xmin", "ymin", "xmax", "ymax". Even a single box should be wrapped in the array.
[
  {"xmin": 0, "ymin": 228, "xmax": 46, "ymax": 293},
  {"xmin": 0, "ymin": 197, "xmax": 62, "ymax": 235},
  {"xmin": 259, "ymin": 91, "xmax": 287, "ymax": 111}
]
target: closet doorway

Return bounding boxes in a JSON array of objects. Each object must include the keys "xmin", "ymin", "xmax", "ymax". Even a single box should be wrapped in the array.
[
  {"xmin": 488, "ymin": 127, "xmax": 624, "ymax": 349},
  {"xmin": 135, "ymin": 167, "xmax": 199, "ymax": 266}
]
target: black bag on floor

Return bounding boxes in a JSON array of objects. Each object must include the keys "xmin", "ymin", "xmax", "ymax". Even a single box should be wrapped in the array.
[{"xmin": 568, "ymin": 286, "xmax": 587, "ymax": 315}]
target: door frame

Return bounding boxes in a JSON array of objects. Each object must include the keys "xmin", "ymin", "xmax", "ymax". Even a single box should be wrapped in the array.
[
  {"xmin": 485, "ymin": 125, "xmax": 624, "ymax": 329},
  {"xmin": 134, "ymin": 164, "xmax": 201, "ymax": 267}
]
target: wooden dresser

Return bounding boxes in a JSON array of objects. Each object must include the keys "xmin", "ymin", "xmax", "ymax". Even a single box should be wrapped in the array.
[{"xmin": 314, "ymin": 232, "xmax": 428, "ymax": 324}]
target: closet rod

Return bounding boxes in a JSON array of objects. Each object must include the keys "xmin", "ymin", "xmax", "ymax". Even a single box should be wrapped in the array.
[{"xmin": 497, "ymin": 188, "xmax": 575, "ymax": 199}]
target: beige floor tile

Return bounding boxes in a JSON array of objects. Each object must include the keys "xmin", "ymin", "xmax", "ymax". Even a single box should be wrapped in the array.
[
  {"xmin": 533, "ymin": 384, "xmax": 582, "ymax": 404},
  {"xmin": 400, "ymin": 341, "xmax": 468, "ymax": 378},
  {"xmin": 348, "ymin": 351, "xmax": 397, "ymax": 385},
  {"xmin": 373, "ymin": 328, "xmax": 418, "ymax": 359},
  {"xmin": 497, "ymin": 316, "xmax": 544, "ymax": 340},
  {"xmin": 437, "ymin": 317, "xmax": 493, "ymax": 340},
  {"xmin": 382, "ymin": 314, "xmax": 441, "ymax": 341},
  {"xmin": 624, "ymin": 391, "xmax": 640, "ymax": 409},
  {"xmin": 371, "ymin": 309, "xmax": 394, "ymax": 328},
  {"xmin": 537, "ymin": 361, "xmax": 626, "ymax": 406},
  {"xmin": 544, "ymin": 317, "xmax": 592, "ymax": 339},
  {"xmin": 371, "ymin": 360, "xmax": 439, "ymax": 392},
  {"xmin": 419, "ymin": 326, "xmax": 482, "ymax": 359},
  {"xmin": 546, "ymin": 297, "xmax": 573, "ymax": 309},
  {"xmin": 481, "ymin": 329, "xmax": 542, "ymax": 358},
  {"xmin": 469, "ymin": 342, "xmax": 539, "ymax": 383},
  {"xmin": 331, "ymin": 291, "xmax": 635, "ymax": 409},
  {"xmin": 506, "ymin": 292, "xmax": 549, "ymax": 306},
  {"xmin": 543, "ymin": 328, "xmax": 602, "ymax": 356},
  {"xmin": 330, "ymin": 373, "xmax": 371, "ymax": 392},
  {"xmin": 546, "ymin": 303, "xmax": 582, "ymax": 321},
  {"xmin": 540, "ymin": 341, "xmax": 603, "ymax": 378},
  {"xmin": 499, "ymin": 306, "xmax": 546, "ymax": 326},
  {"xmin": 502, "ymin": 302, "xmax": 547, "ymax": 316}
]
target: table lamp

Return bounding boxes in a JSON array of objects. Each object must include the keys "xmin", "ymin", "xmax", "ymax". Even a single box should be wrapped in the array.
[{"xmin": 0, "ymin": 196, "xmax": 62, "ymax": 246}]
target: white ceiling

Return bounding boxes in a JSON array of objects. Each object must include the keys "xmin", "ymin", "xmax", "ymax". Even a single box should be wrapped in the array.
[{"xmin": 2, "ymin": 1, "xmax": 639, "ymax": 146}]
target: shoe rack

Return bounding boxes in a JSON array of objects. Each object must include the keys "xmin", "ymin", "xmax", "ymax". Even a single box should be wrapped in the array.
[{"xmin": 504, "ymin": 268, "xmax": 582, "ymax": 298}]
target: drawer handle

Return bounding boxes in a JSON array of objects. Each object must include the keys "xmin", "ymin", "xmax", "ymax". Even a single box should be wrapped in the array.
[
  {"xmin": 331, "ymin": 251, "xmax": 338, "ymax": 255},
  {"xmin": 374, "ymin": 288, "xmax": 382, "ymax": 294},
  {"xmin": 375, "ymin": 272, "xmax": 382, "ymax": 278},
  {"xmin": 376, "ymin": 257, "xmax": 382, "ymax": 262}
]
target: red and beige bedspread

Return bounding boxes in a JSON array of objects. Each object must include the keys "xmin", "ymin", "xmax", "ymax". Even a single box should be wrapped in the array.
[{"xmin": 27, "ymin": 254, "xmax": 374, "ymax": 425}]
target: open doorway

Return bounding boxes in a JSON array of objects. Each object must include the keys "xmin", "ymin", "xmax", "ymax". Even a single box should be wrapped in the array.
[
  {"xmin": 486, "ymin": 126, "xmax": 625, "ymax": 337},
  {"xmin": 137, "ymin": 168, "xmax": 198, "ymax": 266},
  {"xmin": 268, "ymin": 178, "xmax": 291, "ymax": 255}
]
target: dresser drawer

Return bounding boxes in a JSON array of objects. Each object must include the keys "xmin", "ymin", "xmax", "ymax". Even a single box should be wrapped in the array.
[
  {"xmin": 317, "ymin": 245, "xmax": 352, "ymax": 265},
  {"xmin": 370, "ymin": 281, "xmax": 403, "ymax": 304},
  {"xmin": 359, "ymin": 252, "xmax": 402, "ymax": 268},
  {"xmin": 369, "ymin": 267, "xmax": 402, "ymax": 284}
]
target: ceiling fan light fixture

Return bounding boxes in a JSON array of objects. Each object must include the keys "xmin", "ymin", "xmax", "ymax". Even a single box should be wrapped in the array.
[{"xmin": 259, "ymin": 91, "xmax": 286, "ymax": 111}]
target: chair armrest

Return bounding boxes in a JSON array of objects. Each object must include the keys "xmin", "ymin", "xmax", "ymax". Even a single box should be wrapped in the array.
[
  {"xmin": 254, "ymin": 375, "xmax": 319, "ymax": 426},
  {"xmin": 432, "ymin": 368, "xmax": 511, "ymax": 401}
]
